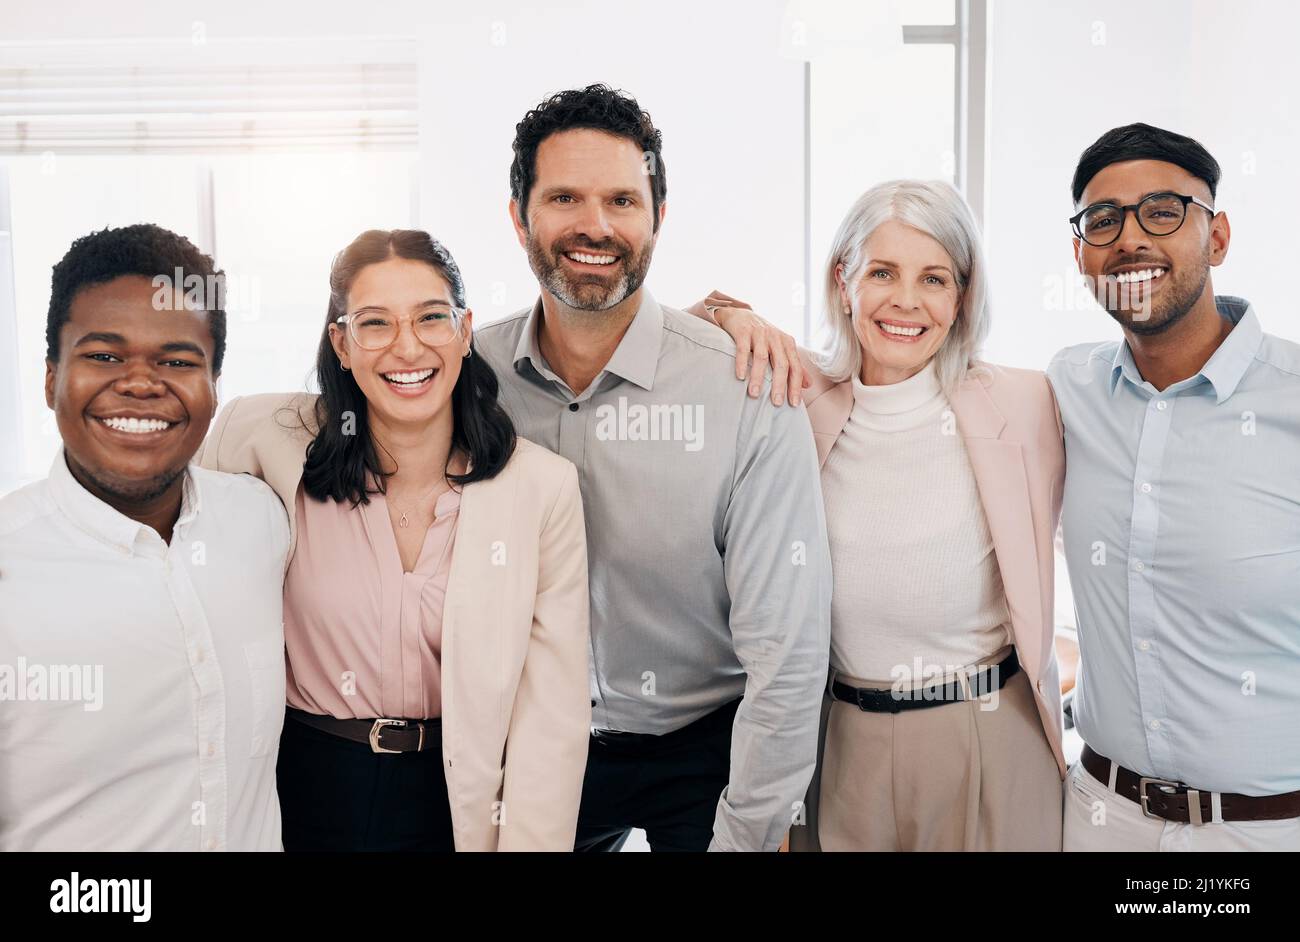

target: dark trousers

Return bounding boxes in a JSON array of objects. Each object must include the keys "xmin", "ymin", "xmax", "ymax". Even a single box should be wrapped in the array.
[
  {"xmin": 277, "ymin": 711, "xmax": 455, "ymax": 852},
  {"xmin": 574, "ymin": 697, "xmax": 740, "ymax": 852}
]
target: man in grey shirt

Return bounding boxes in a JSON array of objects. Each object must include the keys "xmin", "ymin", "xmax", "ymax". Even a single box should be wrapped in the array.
[{"xmin": 474, "ymin": 84, "xmax": 831, "ymax": 852}]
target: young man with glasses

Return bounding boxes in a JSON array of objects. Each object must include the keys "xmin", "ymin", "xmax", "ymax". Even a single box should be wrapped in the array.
[{"xmin": 1050, "ymin": 123, "xmax": 1300, "ymax": 850}]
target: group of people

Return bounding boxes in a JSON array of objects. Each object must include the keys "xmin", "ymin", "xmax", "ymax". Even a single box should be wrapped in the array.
[{"xmin": 0, "ymin": 83, "xmax": 1295, "ymax": 853}]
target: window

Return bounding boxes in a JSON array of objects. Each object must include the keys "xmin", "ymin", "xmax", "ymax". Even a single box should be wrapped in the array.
[
  {"xmin": 803, "ymin": 0, "xmax": 985, "ymax": 346},
  {"xmin": 0, "ymin": 38, "xmax": 419, "ymax": 493}
]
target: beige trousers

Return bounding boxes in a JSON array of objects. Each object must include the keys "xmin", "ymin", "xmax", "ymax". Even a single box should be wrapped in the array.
[{"xmin": 790, "ymin": 658, "xmax": 1062, "ymax": 851}]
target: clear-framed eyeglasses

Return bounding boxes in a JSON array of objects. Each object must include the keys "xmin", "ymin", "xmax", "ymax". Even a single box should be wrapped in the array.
[{"xmin": 336, "ymin": 304, "xmax": 467, "ymax": 350}]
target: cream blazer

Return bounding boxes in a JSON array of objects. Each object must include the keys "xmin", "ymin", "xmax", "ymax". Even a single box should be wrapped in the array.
[{"xmin": 197, "ymin": 392, "xmax": 592, "ymax": 850}]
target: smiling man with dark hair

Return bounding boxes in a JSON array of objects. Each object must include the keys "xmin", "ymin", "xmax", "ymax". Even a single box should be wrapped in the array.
[
  {"xmin": 479, "ymin": 85, "xmax": 832, "ymax": 853},
  {"xmin": 0, "ymin": 224, "xmax": 289, "ymax": 851}
]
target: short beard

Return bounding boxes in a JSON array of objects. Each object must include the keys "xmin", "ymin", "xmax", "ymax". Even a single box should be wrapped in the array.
[
  {"xmin": 526, "ymin": 231, "xmax": 654, "ymax": 313},
  {"xmin": 72, "ymin": 457, "xmax": 187, "ymax": 507},
  {"xmin": 1102, "ymin": 251, "xmax": 1210, "ymax": 337}
]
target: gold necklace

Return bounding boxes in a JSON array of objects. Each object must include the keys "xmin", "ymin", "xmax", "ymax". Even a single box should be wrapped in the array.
[{"xmin": 387, "ymin": 479, "xmax": 448, "ymax": 529}]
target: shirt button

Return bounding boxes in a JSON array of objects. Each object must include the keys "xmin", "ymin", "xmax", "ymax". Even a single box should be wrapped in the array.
[
  {"xmin": 194, "ymin": 648, "xmax": 205, "ymax": 664},
  {"xmin": 568, "ymin": 403, "xmax": 579, "ymax": 412},
  {"xmin": 1134, "ymin": 561, "xmax": 1145, "ymax": 572},
  {"xmin": 1149, "ymin": 719, "xmax": 1161, "ymax": 730},
  {"xmin": 1139, "ymin": 640, "xmax": 1151, "ymax": 651},
  {"xmin": 206, "ymin": 838, "xmax": 217, "ymax": 850},
  {"xmin": 1156, "ymin": 401, "xmax": 1168, "ymax": 411},
  {"xmin": 207, "ymin": 743, "xmax": 216, "ymax": 757},
  {"xmin": 1140, "ymin": 483, "xmax": 1152, "ymax": 493}
]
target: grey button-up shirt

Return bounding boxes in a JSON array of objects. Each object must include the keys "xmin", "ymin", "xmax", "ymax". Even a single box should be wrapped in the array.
[
  {"xmin": 475, "ymin": 291, "xmax": 832, "ymax": 851},
  {"xmin": 1049, "ymin": 297, "xmax": 1300, "ymax": 795}
]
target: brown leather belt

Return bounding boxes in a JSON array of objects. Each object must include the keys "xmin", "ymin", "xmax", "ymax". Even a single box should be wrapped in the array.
[
  {"xmin": 286, "ymin": 706, "xmax": 441, "ymax": 754},
  {"xmin": 1081, "ymin": 744, "xmax": 1300, "ymax": 823}
]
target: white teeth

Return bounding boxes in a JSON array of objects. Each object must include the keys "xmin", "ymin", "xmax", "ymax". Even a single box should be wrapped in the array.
[
  {"xmin": 879, "ymin": 322, "xmax": 924, "ymax": 337},
  {"xmin": 567, "ymin": 251, "xmax": 617, "ymax": 265},
  {"xmin": 101, "ymin": 417, "xmax": 171, "ymax": 434},
  {"xmin": 383, "ymin": 369, "xmax": 435, "ymax": 385},
  {"xmin": 1113, "ymin": 268, "xmax": 1165, "ymax": 284}
]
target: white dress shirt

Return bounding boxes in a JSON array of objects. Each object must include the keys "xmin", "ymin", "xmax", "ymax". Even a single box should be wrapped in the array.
[{"xmin": 0, "ymin": 451, "xmax": 289, "ymax": 851}]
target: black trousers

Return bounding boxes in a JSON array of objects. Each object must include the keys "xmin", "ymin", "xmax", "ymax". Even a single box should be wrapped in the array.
[
  {"xmin": 574, "ymin": 697, "xmax": 740, "ymax": 852},
  {"xmin": 277, "ymin": 711, "xmax": 455, "ymax": 852}
]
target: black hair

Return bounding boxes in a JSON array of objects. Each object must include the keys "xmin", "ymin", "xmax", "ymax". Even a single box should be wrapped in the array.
[
  {"xmin": 46, "ymin": 223, "xmax": 227, "ymax": 373},
  {"xmin": 1072, "ymin": 122, "xmax": 1222, "ymax": 205},
  {"xmin": 301, "ymin": 229, "xmax": 516, "ymax": 506},
  {"xmin": 510, "ymin": 83, "xmax": 667, "ymax": 229}
]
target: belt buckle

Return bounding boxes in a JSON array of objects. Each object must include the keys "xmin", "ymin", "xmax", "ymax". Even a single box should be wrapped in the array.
[
  {"xmin": 1138, "ymin": 776, "xmax": 1186, "ymax": 820},
  {"xmin": 369, "ymin": 718, "xmax": 418, "ymax": 754},
  {"xmin": 853, "ymin": 686, "xmax": 899, "ymax": 714}
]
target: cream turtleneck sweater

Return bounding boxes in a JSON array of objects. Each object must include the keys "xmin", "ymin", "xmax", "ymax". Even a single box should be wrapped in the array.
[{"xmin": 820, "ymin": 360, "xmax": 1011, "ymax": 683}]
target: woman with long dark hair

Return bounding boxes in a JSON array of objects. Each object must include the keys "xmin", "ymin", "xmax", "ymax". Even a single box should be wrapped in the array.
[{"xmin": 199, "ymin": 229, "xmax": 591, "ymax": 851}]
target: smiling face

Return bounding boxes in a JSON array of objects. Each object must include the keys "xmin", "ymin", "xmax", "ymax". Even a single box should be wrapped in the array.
[
  {"xmin": 839, "ymin": 219, "xmax": 962, "ymax": 386},
  {"xmin": 510, "ymin": 128, "xmax": 662, "ymax": 312},
  {"xmin": 44, "ymin": 275, "xmax": 217, "ymax": 503},
  {"xmin": 1074, "ymin": 159, "xmax": 1224, "ymax": 335},
  {"xmin": 328, "ymin": 256, "xmax": 471, "ymax": 431}
]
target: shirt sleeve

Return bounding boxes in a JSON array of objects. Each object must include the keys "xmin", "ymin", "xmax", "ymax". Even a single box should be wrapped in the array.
[{"xmin": 710, "ymin": 378, "xmax": 832, "ymax": 851}]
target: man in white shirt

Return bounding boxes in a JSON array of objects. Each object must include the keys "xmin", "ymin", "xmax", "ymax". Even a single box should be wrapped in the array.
[{"xmin": 0, "ymin": 224, "xmax": 289, "ymax": 851}]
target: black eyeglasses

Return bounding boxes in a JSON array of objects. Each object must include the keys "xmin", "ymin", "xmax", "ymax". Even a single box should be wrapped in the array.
[{"xmin": 1069, "ymin": 191, "xmax": 1215, "ymax": 247}]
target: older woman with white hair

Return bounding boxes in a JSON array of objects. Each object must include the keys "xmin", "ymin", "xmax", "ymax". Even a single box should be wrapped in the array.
[{"xmin": 691, "ymin": 179, "xmax": 1066, "ymax": 851}]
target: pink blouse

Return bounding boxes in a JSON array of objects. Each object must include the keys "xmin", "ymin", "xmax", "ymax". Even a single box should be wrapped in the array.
[{"xmin": 282, "ymin": 482, "xmax": 461, "ymax": 720}]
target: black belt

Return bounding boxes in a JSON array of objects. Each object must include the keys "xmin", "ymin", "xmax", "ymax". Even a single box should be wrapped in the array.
[
  {"xmin": 829, "ymin": 648, "xmax": 1020, "ymax": 714},
  {"xmin": 286, "ymin": 706, "xmax": 441, "ymax": 754},
  {"xmin": 591, "ymin": 696, "xmax": 742, "ymax": 747}
]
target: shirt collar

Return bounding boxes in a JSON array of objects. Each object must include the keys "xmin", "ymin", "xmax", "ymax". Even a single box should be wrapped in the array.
[
  {"xmin": 512, "ymin": 290, "xmax": 664, "ymax": 393},
  {"xmin": 1108, "ymin": 295, "xmax": 1262, "ymax": 403},
  {"xmin": 47, "ymin": 448, "xmax": 201, "ymax": 552}
]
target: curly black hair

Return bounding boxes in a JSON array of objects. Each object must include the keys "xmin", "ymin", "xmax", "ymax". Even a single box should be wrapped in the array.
[
  {"xmin": 510, "ymin": 83, "xmax": 667, "ymax": 229},
  {"xmin": 46, "ymin": 223, "xmax": 227, "ymax": 374},
  {"xmin": 1072, "ymin": 123, "xmax": 1221, "ymax": 205}
]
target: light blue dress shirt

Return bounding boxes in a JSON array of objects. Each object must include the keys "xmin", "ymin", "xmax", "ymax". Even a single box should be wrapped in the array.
[{"xmin": 1048, "ymin": 297, "xmax": 1300, "ymax": 796}]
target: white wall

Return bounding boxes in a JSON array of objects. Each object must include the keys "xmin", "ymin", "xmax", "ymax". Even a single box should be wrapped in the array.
[
  {"xmin": 415, "ymin": 0, "xmax": 807, "ymax": 333},
  {"xmin": 6, "ymin": 0, "xmax": 1295, "ymax": 493},
  {"xmin": 983, "ymin": 0, "xmax": 1300, "ymax": 370}
]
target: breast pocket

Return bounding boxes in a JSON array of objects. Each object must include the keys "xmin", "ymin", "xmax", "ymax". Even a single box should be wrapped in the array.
[{"xmin": 243, "ymin": 639, "xmax": 286, "ymax": 758}]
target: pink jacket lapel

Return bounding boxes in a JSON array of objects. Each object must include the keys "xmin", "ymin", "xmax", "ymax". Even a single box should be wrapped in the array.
[{"xmin": 804, "ymin": 367, "xmax": 1046, "ymax": 680}]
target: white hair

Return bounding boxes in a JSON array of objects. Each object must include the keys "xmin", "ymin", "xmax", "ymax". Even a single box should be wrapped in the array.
[{"xmin": 819, "ymin": 179, "xmax": 991, "ymax": 393}]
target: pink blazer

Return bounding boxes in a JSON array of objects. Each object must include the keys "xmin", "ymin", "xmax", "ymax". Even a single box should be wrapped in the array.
[{"xmin": 801, "ymin": 352, "xmax": 1068, "ymax": 777}]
